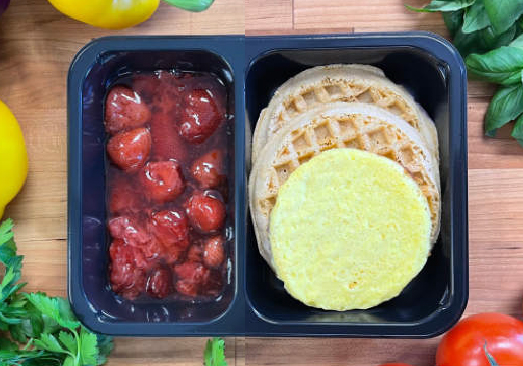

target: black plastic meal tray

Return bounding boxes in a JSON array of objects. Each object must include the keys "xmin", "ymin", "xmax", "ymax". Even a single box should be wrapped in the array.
[{"xmin": 68, "ymin": 32, "xmax": 468, "ymax": 337}]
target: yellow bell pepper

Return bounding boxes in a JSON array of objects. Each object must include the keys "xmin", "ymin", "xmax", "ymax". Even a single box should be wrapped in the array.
[
  {"xmin": 0, "ymin": 100, "xmax": 28, "ymax": 219},
  {"xmin": 47, "ymin": 0, "xmax": 161, "ymax": 30}
]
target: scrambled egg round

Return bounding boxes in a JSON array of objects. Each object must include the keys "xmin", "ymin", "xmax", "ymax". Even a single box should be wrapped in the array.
[{"xmin": 269, "ymin": 149, "xmax": 431, "ymax": 311}]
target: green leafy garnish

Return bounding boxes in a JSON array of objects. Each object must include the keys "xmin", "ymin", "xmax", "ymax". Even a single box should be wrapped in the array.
[
  {"xmin": 204, "ymin": 338, "xmax": 227, "ymax": 366},
  {"xmin": 0, "ymin": 218, "xmax": 113, "ymax": 366},
  {"xmin": 406, "ymin": 0, "xmax": 476, "ymax": 13},
  {"xmin": 408, "ymin": 0, "xmax": 523, "ymax": 145}
]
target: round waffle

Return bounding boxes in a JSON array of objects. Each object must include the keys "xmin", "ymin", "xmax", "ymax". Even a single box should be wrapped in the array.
[
  {"xmin": 249, "ymin": 102, "xmax": 440, "ymax": 270},
  {"xmin": 251, "ymin": 64, "xmax": 438, "ymax": 164}
]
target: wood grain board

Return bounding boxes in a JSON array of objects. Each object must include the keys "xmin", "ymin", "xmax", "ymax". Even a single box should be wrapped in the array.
[{"xmin": 1, "ymin": 0, "xmax": 523, "ymax": 365}]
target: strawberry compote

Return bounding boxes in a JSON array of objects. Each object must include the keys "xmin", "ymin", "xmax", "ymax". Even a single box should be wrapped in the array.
[{"xmin": 105, "ymin": 71, "xmax": 230, "ymax": 301}]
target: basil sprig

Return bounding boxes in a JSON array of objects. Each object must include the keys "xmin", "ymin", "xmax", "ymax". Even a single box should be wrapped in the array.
[{"xmin": 409, "ymin": 0, "xmax": 523, "ymax": 146}]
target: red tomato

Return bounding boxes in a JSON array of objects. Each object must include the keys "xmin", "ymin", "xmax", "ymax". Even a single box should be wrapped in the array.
[
  {"xmin": 105, "ymin": 86, "xmax": 151, "ymax": 135},
  {"xmin": 203, "ymin": 236, "xmax": 225, "ymax": 269},
  {"xmin": 107, "ymin": 127, "xmax": 151, "ymax": 172},
  {"xmin": 186, "ymin": 192, "xmax": 226, "ymax": 233},
  {"xmin": 140, "ymin": 161, "xmax": 185, "ymax": 203},
  {"xmin": 191, "ymin": 149, "xmax": 226, "ymax": 189},
  {"xmin": 179, "ymin": 89, "xmax": 225, "ymax": 144},
  {"xmin": 146, "ymin": 267, "xmax": 173, "ymax": 299},
  {"xmin": 436, "ymin": 312, "xmax": 523, "ymax": 366}
]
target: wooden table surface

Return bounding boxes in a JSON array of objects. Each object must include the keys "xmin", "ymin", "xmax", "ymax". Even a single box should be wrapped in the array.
[{"xmin": 2, "ymin": 0, "xmax": 523, "ymax": 365}]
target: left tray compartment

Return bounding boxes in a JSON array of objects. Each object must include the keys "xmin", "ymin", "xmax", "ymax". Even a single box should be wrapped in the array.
[{"xmin": 67, "ymin": 36, "xmax": 246, "ymax": 336}]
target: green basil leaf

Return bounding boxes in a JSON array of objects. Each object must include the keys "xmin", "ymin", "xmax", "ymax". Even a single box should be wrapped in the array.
[
  {"xmin": 466, "ymin": 46, "xmax": 523, "ymax": 84},
  {"xmin": 484, "ymin": 0, "xmax": 523, "ymax": 35},
  {"xmin": 406, "ymin": 0, "xmax": 476, "ymax": 12},
  {"xmin": 462, "ymin": 0, "xmax": 490, "ymax": 33},
  {"xmin": 511, "ymin": 113, "xmax": 523, "ymax": 147},
  {"xmin": 485, "ymin": 84, "xmax": 523, "ymax": 136},
  {"xmin": 510, "ymin": 34, "xmax": 523, "ymax": 49},
  {"xmin": 443, "ymin": 10, "xmax": 465, "ymax": 37},
  {"xmin": 0, "ymin": 337, "xmax": 17, "ymax": 351},
  {"xmin": 454, "ymin": 27, "xmax": 482, "ymax": 57},
  {"xmin": 478, "ymin": 23, "xmax": 517, "ymax": 51}
]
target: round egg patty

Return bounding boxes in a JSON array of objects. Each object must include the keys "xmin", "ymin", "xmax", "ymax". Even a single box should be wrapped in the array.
[{"xmin": 269, "ymin": 148, "xmax": 432, "ymax": 311}]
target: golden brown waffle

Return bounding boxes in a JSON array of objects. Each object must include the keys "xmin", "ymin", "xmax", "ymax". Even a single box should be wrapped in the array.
[
  {"xmin": 252, "ymin": 64, "xmax": 439, "ymax": 164},
  {"xmin": 249, "ymin": 103, "xmax": 440, "ymax": 270}
]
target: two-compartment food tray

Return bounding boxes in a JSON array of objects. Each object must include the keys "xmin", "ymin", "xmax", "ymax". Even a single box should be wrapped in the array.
[{"xmin": 68, "ymin": 33, "xmax": 468, "ymax": 337}]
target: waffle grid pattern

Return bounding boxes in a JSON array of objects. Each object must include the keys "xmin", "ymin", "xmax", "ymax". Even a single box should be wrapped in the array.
[
  {"xmin": 267, "ymin": 80, "xmax": 420, "ymax": 148},
  {"xmin": 256, "ymin": 113, "xmax": 439, "ymax": 241}
]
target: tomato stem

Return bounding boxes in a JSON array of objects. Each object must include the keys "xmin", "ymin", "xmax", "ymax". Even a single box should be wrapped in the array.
[{"xmin": 483, "ymin": 342, "xmax": 500, "ymax": 366}]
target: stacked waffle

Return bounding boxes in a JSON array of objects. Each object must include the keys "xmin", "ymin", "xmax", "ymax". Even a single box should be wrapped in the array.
[{"xmin": 249, "ymin": 64, "xmax": 441, "ymax": 311}]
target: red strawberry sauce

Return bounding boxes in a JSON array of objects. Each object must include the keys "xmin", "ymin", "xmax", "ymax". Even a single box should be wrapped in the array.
[{"xmin": 104, "ymin": 71, "xmax": 230, "ymax": 301}]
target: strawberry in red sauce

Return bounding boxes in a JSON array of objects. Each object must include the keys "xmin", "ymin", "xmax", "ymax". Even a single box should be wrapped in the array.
[
  {"xmin": 140, "ymin": 161, "xmax": 185, "ymax": 203},
  {"xmin": 107, "ymin": 127, "xmax": 151, "ymax": 172},
  {"xmin": 179, "ymin": 89, "xmax": 226, "ymax": 144},
  {"xmin": 187, "ymin": 243, "xmax": 203, "ymax": 262},
  {"xmin": 106, "ymin": 71, "xmax": 229, "ymax": 301},
  {"xmin": 203, "ymin": 236, "xmax": 225, "ymax": 269},
  {"xmin": 191, "ymin": 149, "xmax": 226, "ymax": 189},
  {"xmin": 186, "ymin": 192, "xmax": 226, "ymax": 233},
  {"xmin": 108, "ymin": 175, "xmax": 145, "ymax": 215},
  {"xmin": 173, "ymin": 261, "xmax": 211, "ymax": 297},
  {"xmin": 109, "ymin": 239, "xmax": 147, "ymax": 300},
  {"xmin": 146, "ymin": 267, "xmax": 173, "ymax": 299},
  {"xmin": 149, "ymin": 112, "xmax": 188, "ymax": 163},
  {"xmin": 105, "ymin": 86, "xmax": 151, "ymax": 135},
  {"xmin": 108, "ymin": 215, "xmax": 150, "ymax": 248}
]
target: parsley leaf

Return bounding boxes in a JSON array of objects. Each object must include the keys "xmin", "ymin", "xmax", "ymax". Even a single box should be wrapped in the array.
[
  {"xmin": 0, "ymin": 218, "xmax": 114, "ymax": 366},
  {"xmin": 80, "ymin": 326, "xmax": 99, "ymax": 365},
  {"xmin": 204, "ymin": 338, "xmax": 227, "ymax": 366}
]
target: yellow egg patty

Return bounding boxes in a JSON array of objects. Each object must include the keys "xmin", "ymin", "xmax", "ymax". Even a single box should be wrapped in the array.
[{"xmin": 269, "ymin": 149, "xmax": 431, "ymax": 311}]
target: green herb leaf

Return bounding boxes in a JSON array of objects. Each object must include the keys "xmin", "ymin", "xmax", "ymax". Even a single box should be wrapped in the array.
[
  {"xmin": 80, "ymin": 327, "xmax": 99, "ymax": 366},
  {"xmin": 63, "ymin": 356, "xmax": 76, "ymax": 366},
  {"xmin": 466, "ymin": 46, "xmax": 523, "ymax": 84},
  {"xmin": 0, "ymin": 218, "xmax": 16, "ymax": 263},
  {"xmin": 443, "ymin": 10, "xmax": 465, "ymax": 37},
  {"xmin": 59, "ymin": 331, "xmax": 78, "ymax": 354},
  {"xmin": 462, "ymin": 0, "xmax": 490, "ymax": 33},
  {"xmin": 25, "ymin": 293, "xmax": 81, "ymax": 330},
  {"xmin": 479, "ymin": 24, "xmax": 518, "ymax": 52},
  {"xmin": 96, "ymin": 334, "xmax": 114, "ymax": 365},
  {"xmin": 204, "ymin": 338, "xmax": 227, "ymax": 366},
  {"xmin": 511, "ymin": 114, "xmax": 523, "ymax": 147},
  {"xmin": 406, "ymin": 0, "xmax": 476, "ymax": 13},
  {"xmin": 484, "ymin": 0, "xmax": 523, "ymax": 35},
  {"xmin": 485, "ymin": 84, "xmax": 523, "ymax": 136},
  {"xmin": 510, "ymin": 34, "xmax": 523, "ymax": 49},
  {"xmin": 34, "ymin": 333, "xmax": 68, "ymax": 354},
  {"xmin": 0, "ymin": 337, "xmax": 18, "ymax": 351}
]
